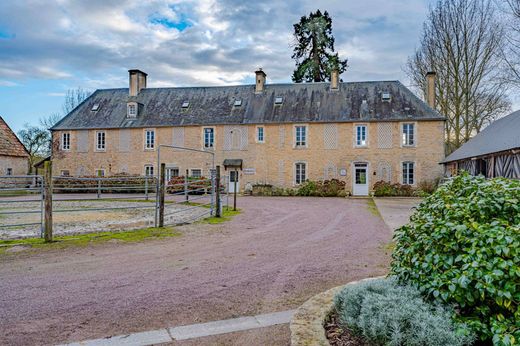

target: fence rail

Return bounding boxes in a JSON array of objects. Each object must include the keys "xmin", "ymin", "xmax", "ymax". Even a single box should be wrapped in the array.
[{"xmin": 0, "ymin": 164, "xmax": 227, "ymax": 240}]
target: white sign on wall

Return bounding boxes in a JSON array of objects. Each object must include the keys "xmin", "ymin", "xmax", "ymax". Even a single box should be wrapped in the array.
[
  {"xmin": 243, "ymin": 168, "xmax": 256, "ymax": 175},
  {"xmin": 339, "ymin": 169, "xmax": 347, "ymax": 176}
]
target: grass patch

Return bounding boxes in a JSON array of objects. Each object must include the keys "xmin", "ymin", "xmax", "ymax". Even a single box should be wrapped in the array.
[
  {"xmin": 201, "ymin": 206, "xmax": 241, "ymax": 224},
  {"xmin": 367, "ymin": 198, "xmax": 381, "ymax": 218},
  {"xmin": 0, "ymin": 227, "xmax": 181, "ymax": 255}
]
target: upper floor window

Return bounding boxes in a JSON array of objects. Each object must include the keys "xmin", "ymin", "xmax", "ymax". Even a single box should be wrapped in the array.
[
  {"xmin": 204, "ymin": 128, "xmax": 214, "ymax": 148},
  {"xmin": 355, "ymin": 125, "xmax": 367, "ymax": 147},
  {"xmin": 145, "ymin": 129, "xmax": 155, "ymax": 149},
  {"xmin": 402, "ymin": 162, "xmax": 415, "ymax": 185},
  {"xmin": 295, "ymin": 162, "xmax": 307, "ymax": 184},
  {"xmin": 402, "ymin": 123, "xmax": 415, "ymax": 146},
  {"xmin": 61, "ymin": 132, "xmax": 71, "ymax": 150},
  {"xmin": 127, "ymin": 103, "xmax": 137, "ymax": 117},
  {"xmin": 295, "ymin": 125, "xmax": 307, "ymax": 147},
  {"xmin": 96, "ymin": 131, "xmax": 106, "ymax": 151},
  {"xmin": 257, "ymin": 126, "xmax": 265, "ymax": 143}
]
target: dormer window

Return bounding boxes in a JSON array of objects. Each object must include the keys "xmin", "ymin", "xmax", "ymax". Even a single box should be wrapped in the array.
[
  {"xmin": 91, "ymin": 104, "xmax": 100, "ymax": 111},
  {"xmin": 182, "ymin": 101, "xmax": 190, "ymax": 108},
  {"xmin": 275, "ymin": 97, "xmax": 283, "ymax": 105},
  {"xmin": 382, "ymin": 92, "xmax": 391, "ymax": 102},
  {"xmin": 127, "ymin": 103, "xmax": 137, "ymax": 118},
  {"xmin": 233, "ymin": 99, "xmax": 242, "ymax": 107}
]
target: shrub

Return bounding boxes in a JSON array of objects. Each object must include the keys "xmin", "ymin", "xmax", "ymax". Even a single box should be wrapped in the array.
[
  {"xmin": 373, "ymin": 180, "xmax": 416, "ymax": 197},
  {"xmin": 296, "ymin": 179, "xmax": 346, "ymax": 197},
  {"xmin": 334, "ymin": 278, "xmax": 475, "ymax": 346},
  {"xmin": 166, "ymin": 176, "xmax": 211, "ymax": 194},
  {"xmin": 53, "ymin": 174, "xmax": 157, "ymax": 193},
  {"xmin": 391, "ymin": 173, "xmax": 520, "ymax": 345}
]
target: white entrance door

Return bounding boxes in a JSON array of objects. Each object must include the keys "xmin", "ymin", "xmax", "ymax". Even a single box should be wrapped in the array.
[
  {"xmin": 353, "ymin": 163, "xmax": 369, "ymax": 196},
  {"xmin": 228, "ymin": 170, "xmax": 240, "ymax": 193}
]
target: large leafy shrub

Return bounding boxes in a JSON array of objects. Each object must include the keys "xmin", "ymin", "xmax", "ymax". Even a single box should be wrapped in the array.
[
  {"xmin": 334, "ymin": 278, "xmax": 475, "ymax": 346},
  {"xmin": 296, "ymin": 179, "xmax": 346, "ymax": 197},
  {"xmin": 391, "ymin": 173, "xmax": 520, "ymax": 345}
]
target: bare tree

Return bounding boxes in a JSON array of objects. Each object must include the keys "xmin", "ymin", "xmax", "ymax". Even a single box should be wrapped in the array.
[
  {"xmin": 17, "ymin": 125, "xmax": 50, "ymax": 172},
  {"xmin": 62, "ymin": 87, "xmax": 91, "ymax": 115},
  {"xmin": 500, "ymin": 0, "xmax": 520, "ymax": 87},
  {"xmin": 406, "ymin": 0, "xmax": 511, "ymax": 154}
]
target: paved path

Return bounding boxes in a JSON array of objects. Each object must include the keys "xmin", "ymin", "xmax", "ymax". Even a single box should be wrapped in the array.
[
  {"xmin": 61, "ymin": 310, "xmax": 295, "ymax": 346},
  {"xmin": 373, "ymin": 197, "xmax": 422, "ymax": 231},
  {"xmin": 0, "ymin": 196, "xmax": 392, "ymax": 345}
]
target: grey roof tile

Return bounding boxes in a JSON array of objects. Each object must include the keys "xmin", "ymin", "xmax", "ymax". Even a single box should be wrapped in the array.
[{"xmin": 51, "ymin": 81, "xmax": 443, "ymax": 130}]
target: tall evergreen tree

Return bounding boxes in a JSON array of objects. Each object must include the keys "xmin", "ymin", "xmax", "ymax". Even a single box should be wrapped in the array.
[{"xmin": 291, "ymin": 10, "xmax": 348, "ymax": 83}]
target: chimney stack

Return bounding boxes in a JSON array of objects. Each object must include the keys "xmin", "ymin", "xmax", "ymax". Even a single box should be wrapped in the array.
[
  {"xmin": 330, "ymin": 68, "xmax": 339, "ymax": 90},
  {"xmin": 425, "ymin": 71, "xmax": 436, "ymax": 109},
  {"xmin": 255, "ymin": 68, "xmax": 266, "ymax": 93},
  {"xmin": 129, "ymin": 69, "xmax": 148, "ymax": 96}
]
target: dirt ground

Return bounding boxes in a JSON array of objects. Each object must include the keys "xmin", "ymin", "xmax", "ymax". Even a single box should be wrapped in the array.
[{"xmin": 0, "ymin": 196, "xmax": 393, "ymax": 345}]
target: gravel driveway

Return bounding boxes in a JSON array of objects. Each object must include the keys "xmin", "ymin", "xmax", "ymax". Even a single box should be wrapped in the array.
[{"xmin": 0, "ymin": 196, "xmax": 392, "ymax": 345}]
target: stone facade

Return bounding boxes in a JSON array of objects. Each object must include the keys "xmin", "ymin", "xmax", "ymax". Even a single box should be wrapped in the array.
[
  {"xmin": 52, "ymin": 119, "xmax": 445, "ymax": 194},
  {"xmin": 0, "ymin": 156, "xmax": 28, "ymax": 176}
]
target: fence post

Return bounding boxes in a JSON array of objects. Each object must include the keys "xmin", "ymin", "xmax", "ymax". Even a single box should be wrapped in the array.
[
  {"xmin": 184, "ymin": 169, "xmax": 189, "ymax": 203},
  {"xmin": 43, "ymin": 161, "xmax": 53, "ymax": 243},
  {"xmin": 97, "ymin": 175, "xmax": 101, "ymax": 199},
  {"xmin": 159, "ymin": 163, "xmax": 166, "ymax": 227},
  {"xmin": 145, "ymin": 176, "xmax": 149, "ymax": 201},
  {"xmin": 216, "ymin": 166, "xmax": 221, "ymax": 217},
  {"xmin": 233, "ymin": 169, "xmax": 238, "ymax": 211}
]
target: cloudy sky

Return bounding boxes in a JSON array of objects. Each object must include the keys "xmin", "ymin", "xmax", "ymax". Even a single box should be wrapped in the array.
[{"xmin": 0, "ymin": 0, "xmax": 435, "ymax": 132}]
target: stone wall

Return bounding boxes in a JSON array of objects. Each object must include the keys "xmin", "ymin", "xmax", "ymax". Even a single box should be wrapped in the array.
[
  {"xmin": 52, "ymin": 120, "xmax": 445, "ymax": 193},
  {"xmin": 0, "ymin": 155, "xmax": 29, "ymax": 175}
]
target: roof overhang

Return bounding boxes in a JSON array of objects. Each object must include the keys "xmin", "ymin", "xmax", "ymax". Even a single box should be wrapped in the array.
[{"xmin": 223, "ymin": 159, "xmax": 243, "ymax": 170}]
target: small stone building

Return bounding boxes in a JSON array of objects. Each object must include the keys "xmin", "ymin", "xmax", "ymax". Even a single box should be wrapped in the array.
[
  {"xmin": 442, "ymin": 110, "xmax": 520, "ymax": 179},
  {"xmin": 50, "ymin": 69, "xmax": 445, "ymax": 196},
  {"xmin": 0, "ymin": 116, "xmax": 29, "ymax": 176}
]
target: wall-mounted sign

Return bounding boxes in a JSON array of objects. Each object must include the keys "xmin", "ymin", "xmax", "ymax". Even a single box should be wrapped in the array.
[
  {"xmin": 339, "ymin": 169, "xmax": 347, "ymax": 176},
  {"xmin": 243, "ymin": 168, "xmax": 256, "ymax": 175}
]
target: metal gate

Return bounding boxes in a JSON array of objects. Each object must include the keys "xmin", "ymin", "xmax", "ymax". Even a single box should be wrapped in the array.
[{"xmin": 0, "ymin": 175, "xmax": 44, "ymax": 237}]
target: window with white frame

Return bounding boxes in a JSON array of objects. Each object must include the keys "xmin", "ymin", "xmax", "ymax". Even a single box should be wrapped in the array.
[
  {"xmin": 190, "ymin": 169, "xmax": 202, "ymax": 178},
  {"xmin": 402, "ymin": 123, "xmax": 415, "ymax": 146},
  {"xmin": 145, "ymin": 165, "xmax": 154, "ymax": 177},
  {"xmin": 295, "ymin": 126, "xmax": 307, "ymax": 147},
  {"xmin": 60, "ymin": 170, "xmax": 70, "ymax": 176},
  {"xmin": 95, "ymin": 169, "xmax": 105, "ymax": 177},
  {"xmin": 402, "ymin": 162, "xmax": 415, "ymax": 185},
  {"xmin": 61, "ymin": 132, "xmax": 71, "ymax": 150},
  {"xmin": 257, "ymin": 126, "xmax": 265, "ymax": 143},
  {"xmin": 203, "ymin": 128, "xmax": 214, "ymax": 148},
  {"xmin": 166, "ymin": 167, "xmax": 179, "ymax": 181},
  {"xmin": 127, "ymin": 103, "xmax": 137, "ymax": 117},
  {"xmin": 355, "ymin": 125, "xmax": 367, "ymax": 146},
  {"xmin": 295, "ymin": 162, "xmax": 307, "ymax": 184},
  {"xmin": 96, "ymin": 131, "xmax": 106, "ymax": 151},
  {"xmin": 145, "ymin": 129, "xmax": 155, "ymax": 149}
]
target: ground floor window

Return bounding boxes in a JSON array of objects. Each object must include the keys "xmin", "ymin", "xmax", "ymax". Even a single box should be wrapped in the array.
[
  {"xmin": 190, "ymin": 169, "xmax": 202, "ymax": 178},
  {"xmin": 60, "ymin": 170, "xmax": 70, "ymax": 177},
  {"xmin": 95, "ymin": 169, "xmax": 105, "ymax": 177},
  {"xmin": 166, "ymin": 167, "xmax": 179, "ymax": 181},
  {"xmin": 6, "ymin": 168, "xmax": 13, "ymax": 176},
  {"xmin": 295, "ymin": 162, "xmax": 306, "ymax": 184},
  {"xmin": 402, "ymin": 162, "xmax": 414, "ymax": 185},
  {"xmin": 144, "ymin": 165, "xmax": 154, "ymax": 177}
]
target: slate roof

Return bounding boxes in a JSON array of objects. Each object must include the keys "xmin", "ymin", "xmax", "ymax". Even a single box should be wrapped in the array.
[
  {"xmin": 442, "ymin": 110, "xmax": 520, "ymax": 163},
  {"xmin": 51, "ymin": 81, "xmax": 443, "ymax": 131},
  {"xmin": 0, "ymin": 116, "xmax": 29, "ymax": 157}
]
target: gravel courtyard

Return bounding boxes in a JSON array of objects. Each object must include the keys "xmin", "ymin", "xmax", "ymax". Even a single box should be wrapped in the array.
[{"xmin": 0, "ymin": 196, "xmax": 394, "ymax": 345}]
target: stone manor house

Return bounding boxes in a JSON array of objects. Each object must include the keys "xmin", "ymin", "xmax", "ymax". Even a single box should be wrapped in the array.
[{"xmin": 50, "ymin": 69, "xmax": 445, "ymax": 196}]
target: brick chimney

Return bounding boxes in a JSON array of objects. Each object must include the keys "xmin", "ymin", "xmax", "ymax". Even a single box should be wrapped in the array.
[
  {"xmin": 255, "ymin": 68, "xmax": 266, "ymax": 93},
  {"xmin": 330, "ymin": 68, "xmax": 339, "ymax": 90},
  {"xmin": 425, "ymin": 71, "xmax": 436, "ymax": 109},
  {"xmin": 129, "ymin": 69, "xmax": 148, "ymax": 96}
]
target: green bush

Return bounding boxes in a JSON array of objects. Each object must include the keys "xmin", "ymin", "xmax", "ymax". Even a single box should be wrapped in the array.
[
  {"xmin": 334, "ymin": 278, "xmax": 475, "ymax": 346},
  {"xmin": 373, "ymin": 180, "xmax": 415, "ymax": 197},
  {"xmin": 391, "ymin": 173, "xmax": 520, "ymax": 345},
  {"xmin": 296, "ymin": 179, "xmax": 346, "ymax": 197}
]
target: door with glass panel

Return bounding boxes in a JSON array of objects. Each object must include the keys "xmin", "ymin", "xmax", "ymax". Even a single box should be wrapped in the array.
[{"xmin": 353, "ymin": 163, "xmax": 369, "ymax": 196}]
